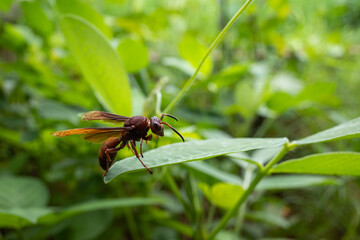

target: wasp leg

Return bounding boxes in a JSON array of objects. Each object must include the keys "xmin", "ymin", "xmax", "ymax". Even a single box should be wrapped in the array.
[
  {"xmin": 130, "ymin": 140, "xmax": 153, "ymax": 174},
  {"xmin": 140, "ymin": 134, "xmax": 152, "ymax": 157},
  {"xmin": 140, "ymin": 139, "xmax": 144, "ymax": 158},
  {"xmin": 144, "ymin": 134, "xmax": 152, "ymax": 142},
  {"xmin": 127, "ymin": 142, "xmax": 136, "ymax": 155},
  {"xmin": 103, "ymin": 147, "xmax": 121, "ymax": 179}
]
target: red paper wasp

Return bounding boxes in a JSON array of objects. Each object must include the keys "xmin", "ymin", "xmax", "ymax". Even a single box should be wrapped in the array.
[{"xmin": 51, "ymin": 111, "xmax": 185, "ymax": 177}]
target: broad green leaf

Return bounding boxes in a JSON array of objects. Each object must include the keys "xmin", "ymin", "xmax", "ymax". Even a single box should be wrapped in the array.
[
  {"xmin": 0, "ymin": 176, "xmax": 49, "ymax": 208},
  {"xmin": 267, "ymin": 91, "xmax": 298, "ymax": 114},
  {"xmin": 56, "ymin": 0, "xmax": 112, "ymax": 38},
  {"xmin": 294, "ymin": 117, "xmax": 360, "ymax": 145},
  {"xmin": 295, "ymin": 82, "xmax": 339, "ymax": 107},
  {"xmin": 21, "ymin": 1, "xmax": 53, "ymax": 37},
  {"xmin": 272, "ymin": 152, "xmax": 360, "ymax": 176},
  {"xmin": 117, "ymin": 37, "xmax": 149, "ymax": 73},
  {"xmin": 60, "ymin": 15, "xmax": 131, "ymax": 115},
  {"xmin": 256, "ymin": 175, "xmax": 340, "ymax": 191},
  {"xmin": 0, "ymin": 176, "xmax": 51, "ymax": 229},
  {"xmin": 211, "ymin": 183, "xmax": 244, "ymax": 209},
  {"xmin": 0, "ymin": 208, "xmax": 53, "ymax": 229},
  {"xmin": 105, "ymin": 138, "xmax": 288, "ymax": 183},
  {"xmin": 184, "ymin": 161, "xmax": 243, "ymax": 185},
  {"xmin": 199, "ymin": 183, "xmax": 244, "ymax": 209},
  {"xmin": 179, "ymin": 35, "xmax": 213, "ymax": 76},
  {"xmin": 40, "ymin": 198, "xmax": 163, "ymax": 224}
]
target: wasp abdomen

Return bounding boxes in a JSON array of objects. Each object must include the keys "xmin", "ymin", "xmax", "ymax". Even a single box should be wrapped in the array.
[{"xmin": 98, "ymin": 137, "xmax": 121, "ymax": 170}]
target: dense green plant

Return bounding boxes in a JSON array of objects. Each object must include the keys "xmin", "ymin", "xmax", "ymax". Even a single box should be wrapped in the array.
[{"xmin": 0, "ymin": 0, "xmax": 360, "ymax": 239}]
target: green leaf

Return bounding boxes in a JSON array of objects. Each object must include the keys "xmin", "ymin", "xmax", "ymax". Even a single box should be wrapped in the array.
[
  {"xmin": 21, "ymin": 1, "xmax": 53, "ymax": 37},
  {"xmin": 40, "ymin": 198, "xmax": 163, "ymax": 224},
  {"xmin": 0, "ymin": 176, "xmax": 51, "ymax": 229},
  {"xmin": 0, "ymin": 208, "xmax": 53, "ymax": 229},
  {"xmin": 256, "ymin": 175, "xmax": 340, "ymax": 191},
  {"xmin": 246, "ymin": 211, "xmax": 290, "ymax": 228},
  {"xmin": 234, "ymin": 81, "xmax": 257, "ymax": 118},
  {"xmin": 199, "ymin": 183, "xmax": 244, "ymax": 209},
  {"xmin": 0, "ymin": 176, "xmax": 49, "ymax": 208},
  {"xmin": 56, "ymin": 0, "xmax": 112, "ymax": 38},
  {"xmin": 214, "ymin": 231, "xmax": 241, "ymax": 240},
  {"xmin": 37, "ymin": 100, "xmax": 81, "ymax": 125},
  {"xmin": 179, "ymin": 35, "xmax": 213, "ymax": 76},
  {"xmin": 60, "ymin": 15, "xmax": 131, "ymax": 115},
  {"xmin": 117, "ymin": 37, "xmax": 149, "ymax": 73},
  {"xmin": 267, "ymin": 91, "xmax": 298, "ymax": 114},
  {"xmin": 184, "ymin": 161, "xmax": 243, "ymax": 185},
  {"xmin": 105, "ymin": 138, "xmax": 288, "ymax": 183},
  {"xmin": 206, "ymin": 64, "xmax": 249, "ymax": 88},
  {"xmin": 272, "ymin": 152, "xmax": 360, "ymax": 176},
  {"xmin": 294, "ymin": 117, "xmax": 360, "ymax": 145}
]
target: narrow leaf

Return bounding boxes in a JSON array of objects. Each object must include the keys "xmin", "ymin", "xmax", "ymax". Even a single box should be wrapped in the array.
[
  {"xmin": 294, "ymin": 117, "xmax": 360, "ymax": 145},
  {"xmin": 272, "ymin": 152, "xmax": 360, "ymax": 176},
  {"xmin": 184, "ymin": 161, "xmax": 243, "ymax": 185},
  {"xmin": 105, "ymin": 138, "xmax": 288, "ymax": 183},
  {"xmin": 256, "ymin": 175, "xmax": 340, "ymax": 191},
  {"xmin": 60, "ymin": 15, "xmax": 131, "ymax": 115},
  {"xmin": 39, "ymin": 198, "xmax": 162, "ymax": 224}
]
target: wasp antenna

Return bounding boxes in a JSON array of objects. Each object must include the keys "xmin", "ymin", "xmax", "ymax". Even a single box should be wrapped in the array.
[
  {"xmin": 160, "ymin": 113, "xmax": 178, "ymax": 121},
  {"xmin": 162, "ymin": 122, "xmax": 185, "ymax": 142}
]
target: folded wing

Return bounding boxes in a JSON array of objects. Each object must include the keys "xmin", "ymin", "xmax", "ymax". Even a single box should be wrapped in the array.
[
  {"xmin": 51, "ymin": 127, "xmax": 128, "ymax": 143},
  {"xmin": 82, "ymin": 111, "xmax": 130, "ymax": 124}
]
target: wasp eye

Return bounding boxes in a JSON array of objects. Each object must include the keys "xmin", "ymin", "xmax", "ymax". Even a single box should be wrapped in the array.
[{"xmin": 154, "ymin": 123, "xmax": 161, "ymax": 130}]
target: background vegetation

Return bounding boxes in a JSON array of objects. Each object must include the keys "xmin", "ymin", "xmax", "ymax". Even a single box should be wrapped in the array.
[{"xmin": 1, "ymin": 0, "xmax": 360, "ymax": 239}]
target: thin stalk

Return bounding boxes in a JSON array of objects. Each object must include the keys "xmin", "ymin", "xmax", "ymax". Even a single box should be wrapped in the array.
[
  {"xmin": 165, "ymin": 170, "xmax": 192, "ymax": 220},
  {"xmin": 188, "ymin": 173, "xmax": 205, "ymax": 240},
  {"xmin": 164, "ymin": 0, "xmax": 254, "ymax": 114},
  {"xmin": 234, "ymin": 166, "xmax": 254, "ymax": 234},
  {"xmin": 124, "ymin": 208, "xmax": 141, "ymax": 240},
  {"xmin": 206, "ymin": 203, "xmax": 216, "ymax": 232},
  {"xmin": 208, "ymin": 142, "xmax": 290, "ymax": 240}
]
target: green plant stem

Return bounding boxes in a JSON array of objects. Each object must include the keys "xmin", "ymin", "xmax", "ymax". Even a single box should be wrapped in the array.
[
  {"xmin": 231, "ymin": 156, "xmax": 263, "ymax": 171},
  {"xmin": 206, "ymin": 203, "xmax": 216, "ymax": 232},
  {"xmin": 189, "ymin": 173, "xmax": 205, "ymax": 240},
  {"xmin": 165, "ymin": 170, "xmax": 192, "ymax": 220},
  {"xmin": 163, "ymin": 0, "xmax": 254, "ymax": 114},
  {"xmin": 234, "ymin": 166, "xmax": 254, "ymax": 234},
  {"xmin": 208, "ymin": 142, "xmax": 290, "ymax": 240},
  {"xmin": 124, "ymin": 208, "xmax": 141, "ymax": 240}
]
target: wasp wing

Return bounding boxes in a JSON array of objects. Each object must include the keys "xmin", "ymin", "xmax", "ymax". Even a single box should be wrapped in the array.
[
  {"xmin": 82, "ymin": 111, "xmax": 130, "ymax": 124},
  {"xmin": 51, "ymin": 127, "xmax": 128, "ymax": 143}
]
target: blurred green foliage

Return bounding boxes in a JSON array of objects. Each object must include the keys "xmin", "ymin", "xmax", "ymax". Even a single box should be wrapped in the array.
[{"xmin": 0, "ymin": 0, "xmax": 360, "ymax": 239}]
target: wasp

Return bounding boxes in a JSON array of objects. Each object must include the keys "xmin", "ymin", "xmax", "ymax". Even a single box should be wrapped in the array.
[{"xmin": 52, "ymin": 111, "xmax": 184, "ymax": 177}]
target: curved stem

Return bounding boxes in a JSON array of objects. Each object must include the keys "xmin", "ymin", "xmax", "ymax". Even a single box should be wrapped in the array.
[
  {"xmin": 163, "ymin": 0, "xmax": 254, "ymax": 114},
  {"xmin": 208, "ymin": 142, "xmax": 290, "ymax": 240}
]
